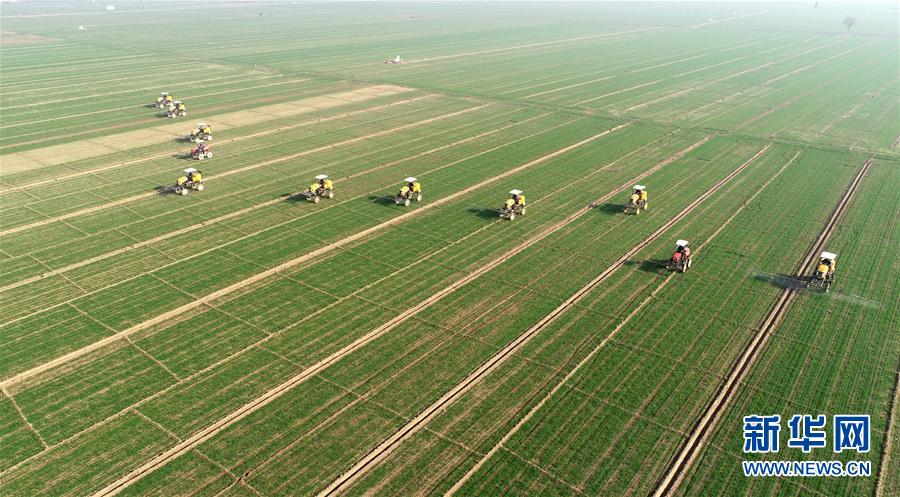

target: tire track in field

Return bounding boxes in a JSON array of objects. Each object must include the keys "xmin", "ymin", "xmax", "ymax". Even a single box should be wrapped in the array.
[
  {"xmin": 1, "ymin": 113, "xmax": 577, "ymax": 332},
  {"xmin": 688, "ymin": 10, "xmax": 768, "ymax": 28},
  {"xmin": 0, "ymin": 103, "xmax": 483, "ymax": 238},
  {"xmin": 651, "ymin": 156, "xmax": 872, "ymax": 497},
  {"xmin": 447, "ymin": 150, "xmax": 801, "ymax": 497},
  {"xmin": 0, "ymin": 93, "xmax": 430, "ymax": 194},
  {"xmin": 0, "ymin": 112, "xmax": 541, "ymax": 293},
  {"xmin": 316, "ymin": 142, "xmax": 769, "ymax": 497},
  {"xmin": 1, "ymin": 123, "xmax": 630, "ymax": 391}
]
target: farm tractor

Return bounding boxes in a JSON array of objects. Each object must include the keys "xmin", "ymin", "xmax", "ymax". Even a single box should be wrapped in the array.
[
  {"xmin": 395, "ymin": 177, "xmax": 422, "ymax": 206},
  {"xmin": 303, "ymin": 174, "xmax": 334, "ymax": 203},
  {"xmin": 499, "ymin": 189, "xmax": 526, "ymax": 220},
  {"xmin": 173, "ymin": 167, "xmax": 205, "ymax": 195},
  {"xmin": 166, "ymin": 100, "xmax": 186, "ymax": 118},
  {"xmin": 808, "ymin": 251, "xmax": 836, "ymax": 291},
  {"xmin": 155, "ymin": 92, "xmax": 173, "ymax": 108},
  {"xmin": 189, "ymin": 141, "xmax": 212, "ymax": 160},
  {"xmin": 667, "ymin": 239, "xmax": 692, "ymax": 273},
  {"xmin": 188, "ymin": 123, "xmax": 212, "ymax": 142},
  {"xmin": 624, "ymin": 185, "xmax": 648, "ymax": 215}
]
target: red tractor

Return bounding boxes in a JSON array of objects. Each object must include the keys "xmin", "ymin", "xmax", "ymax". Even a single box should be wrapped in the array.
[
  {"xmin": 190, "ymin": 142, "xmax": 212, "ymax": 160},
  {"xmin": 667, "ymin": 239, "xmax": 692, "ymax": 273}
]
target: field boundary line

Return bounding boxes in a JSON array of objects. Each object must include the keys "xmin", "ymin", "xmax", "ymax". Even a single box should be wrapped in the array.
[
  {"xmin": 2, "ymin": 124, "xmax": 630, "ymax": 392},
  {"xmin": 0, "ymin": 103, "xmax": 486, "ymax": 238},
  {"xmin": 317, "ymin": 143, "xmax": 771, "ymax": 497},
  {"xmin": 1, "ymin": 387, "xmax": 48, "ymax": 449},
  {"xmin": 875, "ymin": 368, "xmax": 900, "ymax": 497},
  {"xmin": 651, "ymin": 156, "xmax": 873, "ymax": 497},
  {"xmin": 689, "ymin": 10, "xmax": 768, "ymax": 29},
  {"xmin": 0, "ymin": 110, "xmax": 538, "ymax": 293},
  {"xmin": 1, "ymin": 92, "xmax": 429, "ymax": 193}
]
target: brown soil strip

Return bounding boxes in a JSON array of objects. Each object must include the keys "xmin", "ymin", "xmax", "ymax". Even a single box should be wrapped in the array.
[
  {"xmin": 875, "ymin": 370, "xmax": 900, "ymax": 497},
  {"xmin": 0, "ymin": 32, "xmax": 58, "ymax": 45},
  {"xmin": 0, "ymin": 112, "xmax": 537, "ymax": 293},
  {"xmin": 652, "ymin": 156, "xmax": 873, "ymax": 497},
  {"xmin": 451, "ymin": 151, "xmax": 800, "ymax": 496},
  {"xmin": 319, "ymin": 142, "xmax": 769, "ymax": 497},
  {"xmin": 2, "ymin": 94, "xmax": 431, "ymax": 193},
  {"xmin": 1, "ymin": 85, "xmax": 411, "ymax": 175},
  {"xmin": 0, "ymin": 100, "xmax": 474, "ymax": 238},
  {"xmin": 2, "ymin": 124, "xmax": 627, "ymax": 395}
]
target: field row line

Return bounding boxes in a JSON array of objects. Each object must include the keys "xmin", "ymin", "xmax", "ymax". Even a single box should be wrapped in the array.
[
  {"xmin": 0, "ymin": 110, "xmax": 541, "ymax": 293},
  {"xmin": 0, "ymin": 100, "xmax": 479, "ymax": 237},
  {"xmin": 651, "ymin": 156, "xmax": 873, "ymax": 497},
  {"xmin": 1, "ymin": 92, "xmax": 430, "ymax": 194},
  {"xmin": 1, "ymin": 123, "xmax": 630, "ymax": 391},
  {"xmin": 688, "ymin": 10, "xmax": 769, "ymax": 29},
  {"xmin": 317, "ymin": 142, "xmax": 772, "ymax": 497}
]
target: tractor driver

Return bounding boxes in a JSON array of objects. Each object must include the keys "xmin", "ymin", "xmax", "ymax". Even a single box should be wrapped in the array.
[{"xmin": 513, "ymin": 192, "xmax": 525, "ymax": 206}]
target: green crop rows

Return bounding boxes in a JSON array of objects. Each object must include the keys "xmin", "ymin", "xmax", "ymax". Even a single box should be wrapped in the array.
[{"xmin": 1, "ymin": 2, "xmax": 897, "ymax": 496}]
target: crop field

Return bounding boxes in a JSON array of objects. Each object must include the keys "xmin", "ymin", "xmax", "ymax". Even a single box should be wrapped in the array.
[{"xmin": 0, "ymin": 1, "xmax": 898, "ymax": 496}]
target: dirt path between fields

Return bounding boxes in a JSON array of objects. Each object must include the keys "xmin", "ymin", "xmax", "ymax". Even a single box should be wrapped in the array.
[
  {"xmin": 2, "ymin": 94, "xmax": 432, "ymax": 195},
  {"xmin": 447, "ymin": 148, "xmax": 799, "ymax": 497},
  {"xmin": 0, "ymin": 112, "xmax": 541, "ymax": 293},
  {"xmin": 0, "ymin": 101, "xmax": 479, "ymax": 238},
  {"xmin": 318, "ymin": 142, "xmax": 768, "ymax": 497},
  {"xmin": 652, "ymin": 156, "xmax": 872, "ymax": 497},
  {"xmin": 1, "ymin": 124, "xmax": 629, "ymax": 395},
  {"xmin": 875, "ymin": 370, "xmax": 900, "ymax": 497},
  {"xmin": 0, "ymin": 85, "xmax": 411, "ymax": 175}
]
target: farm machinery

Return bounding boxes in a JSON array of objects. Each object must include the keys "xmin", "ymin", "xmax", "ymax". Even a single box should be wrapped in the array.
[
  {"xmin": 303, "ymin": 174, "xmax": 334, "ymax": 203},
  {"xmin": 166, "ymin": 100, "xmax": 186, "ymax": 118},
  {"xmin": 188, "ymin": 123, "xmax": 212, "ymax": 142},
  {"xmin": 173, "ymin": 167, "xmax": 205, "ymax": 195},
  {"xmin": 667, "ymin": 239, "xmax": 692, "ymax": 273},
  {"xmin": 499, "ymin": 189, "xmax": 526, "ymax": 220},
  {"xmin": 808, "ymin": 251, "xmax": 836, "ymax": 291},
  {"xmin": 624, "ymin": 185, "xmax": 648, "ymax": 215},
  {"xmin": 189, "ymin": 141, "xmax": 212, "ymax": 160},
  {"xmin": 395, "ymin": 177, "xmax": 422, "ymax": 206},
  {"xmin": 155, "ymin": 92, "xmax": 173, "ymax": 108}
]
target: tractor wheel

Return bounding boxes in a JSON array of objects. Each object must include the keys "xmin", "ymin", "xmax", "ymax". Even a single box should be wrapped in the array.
[
  {"xmin": 313, "ymin": 196, "xmax": 320, "ymax": 204},
  {"xmin": 179, "ymin": 188, "xmax": 188, "ymax": 196},
  {"xmin": 404, "ymin": 198, "xmax": 410, "ymax": 206},
  {"xmin": 508, "ymin": 213, "xmax": 516, "ymax": 221},
  {"xmin": 206, "ymin": 152, "xmax": 213, "ymax": 159},
  {"xmin": 415, "ymin": 193, "xmax": 422, "ymax": 202},
  {"xmin": 520, "ymin": 206, "xmax": 527, "ymax": 215},
  {"xmin": 635, "ymin": 207, "xmax": 640, "ymax": 215},
  {"xmin": 197, "ymin": 184, "xmax": 205, "ymax": 191},
  {"xmin": 327, "ymin": 191, "xmax": 334, "ymax": 199}
]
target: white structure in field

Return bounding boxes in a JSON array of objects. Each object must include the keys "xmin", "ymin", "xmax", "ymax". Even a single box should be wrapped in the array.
[
  {"xmin": 385, "ymin": 55, "xmax": 402, "ymax": 64},
  {"xmin": 106, "ymin": 5, "xmax": 115, "ymax": 11}
]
